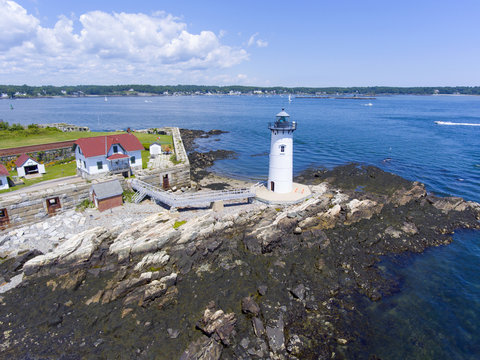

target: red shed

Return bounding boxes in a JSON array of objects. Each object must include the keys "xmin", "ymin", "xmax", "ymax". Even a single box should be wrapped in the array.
[{"xmin": 90, "ymin": 180, "xmax": 124, "ymax": 212}]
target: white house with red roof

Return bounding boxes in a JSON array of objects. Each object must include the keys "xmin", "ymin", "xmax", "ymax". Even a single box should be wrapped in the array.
[
  {"xmin": 16, "ymin": 154, "xmax": 46, "ymax": 177},
  {"xmin": 0, "ymin": 164, "xmax": 9, "ymax": 190},
  {"xmin": 73, "ymin": 133, "xmax": 144, "ymax": 178}
]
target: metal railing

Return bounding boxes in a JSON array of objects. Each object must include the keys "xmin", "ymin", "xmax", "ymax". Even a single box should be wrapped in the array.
[
  {"xmin": 130, "ymin": 179, "xmax": 257, "ymax": 208},
  {"xmin": 268, "ymin": 121, "xmax": 297, "ymax": 131},
  {"xmin": 109, "ymin": 164, "xmax": 131, "ymax": 174}
]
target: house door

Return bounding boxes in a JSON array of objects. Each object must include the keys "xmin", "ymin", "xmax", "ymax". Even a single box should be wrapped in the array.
[
  {"xmin": 270, "ymin": 181, "xmax": 275, "ymax": 192},
  {"xmin": 25, "ymin": 165, "xmax": 39, "ymax": 174},
  {"xmin": 163, "ymin": 174, "xmax": 169, "ymax": 189}
]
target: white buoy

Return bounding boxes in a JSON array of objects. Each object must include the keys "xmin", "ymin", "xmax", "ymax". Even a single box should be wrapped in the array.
[{"xmin": 267, "ymin": 109, "xmax": 297, "ymax": 193}]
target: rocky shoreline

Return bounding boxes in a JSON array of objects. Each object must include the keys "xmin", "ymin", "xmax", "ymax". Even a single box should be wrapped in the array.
[{"xmin": 1, "ymin": 131, "xmax": 480, "ymax": 359}]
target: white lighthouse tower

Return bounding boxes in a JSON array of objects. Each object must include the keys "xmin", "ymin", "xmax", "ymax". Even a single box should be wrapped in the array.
[{"xmin": 268, "ymin": 109, "xmax": 297, "ymax": 193}]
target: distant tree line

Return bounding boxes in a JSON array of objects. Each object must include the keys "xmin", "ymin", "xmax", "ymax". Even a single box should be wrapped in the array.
[{"xmin": 1, "ymin": 84, "xmax": 480, "ymax": 97}]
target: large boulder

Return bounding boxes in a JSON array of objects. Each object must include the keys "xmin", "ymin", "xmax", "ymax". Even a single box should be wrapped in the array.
[
  {"xmin": 196, "ymin": 303, "xmax": 237, "ymax": 346},
  {"xmin": 23, "ymin": 227, "xmax": 111, "ymax": 276}
]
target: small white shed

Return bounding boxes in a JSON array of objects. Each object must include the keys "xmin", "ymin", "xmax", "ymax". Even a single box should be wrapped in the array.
[
  {"xmin": 149, "ymin": 142, "xmax": 163, "ymax": 156},
  {"xmin": 16, "ymin": 154, "xmax": 46, "ymax": 177}
]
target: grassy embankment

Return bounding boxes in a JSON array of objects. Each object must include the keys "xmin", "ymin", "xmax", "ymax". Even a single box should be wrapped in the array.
[
  {"xmin": 0, "ymin": 126, "xmax": 173, "ymax": 193},
  {"xmin": 0, "ymin": 127, "xmax": 169, "ymax": 149}
]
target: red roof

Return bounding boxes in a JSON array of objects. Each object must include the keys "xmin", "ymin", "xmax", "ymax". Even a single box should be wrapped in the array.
[
  {"xmin": 0, "ymin": 164, "xmax": 8, "ymax": 176},
  {"xmin": 15, "ymin": 154, "xmax": 38, "ymax": 167},
  {"xmin": 74, "ymin": 133, "xmax": 144, "ymax": 158},
  {"xmin": 107, "ymin": 153, "xmax": 129, "ymax": 160}
]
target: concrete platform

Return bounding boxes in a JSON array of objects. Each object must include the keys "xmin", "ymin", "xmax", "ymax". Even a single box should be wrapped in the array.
[{"xmin": 255, "ymin": 182, "xmax": 311, "ymax": 205}]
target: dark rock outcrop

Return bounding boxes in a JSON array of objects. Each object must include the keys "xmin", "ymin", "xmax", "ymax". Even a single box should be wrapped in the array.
[{"xmin": 1, "ymin": 163, "xmax": 479, "ymax": 359}]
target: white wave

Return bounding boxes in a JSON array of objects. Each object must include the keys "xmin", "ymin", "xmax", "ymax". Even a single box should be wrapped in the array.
[{"xmin": 435, "ymin": 121, "xmax": 480, "ymax": 126}]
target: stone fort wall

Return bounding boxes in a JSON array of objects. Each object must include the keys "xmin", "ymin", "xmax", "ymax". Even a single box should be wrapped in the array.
[{"xmin": 0, "ymin": 176, "xmax": 129, "ymax": 230}]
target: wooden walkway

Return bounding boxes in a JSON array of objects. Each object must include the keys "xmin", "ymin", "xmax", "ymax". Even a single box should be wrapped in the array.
[{"xmin": 130, "ymin": 179, "xmax": 258, "ymax": 208}]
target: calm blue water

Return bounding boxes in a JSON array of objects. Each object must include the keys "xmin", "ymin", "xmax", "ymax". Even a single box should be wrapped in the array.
[
  {"xmin": 1, "ymin": 95, "xmax": 480, "ymax": 357},
  {"xmin": 354, "ymin": 229, "xmax": 480, "ymax": 359}
]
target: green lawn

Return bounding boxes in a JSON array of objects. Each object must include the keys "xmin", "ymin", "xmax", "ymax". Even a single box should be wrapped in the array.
[
  {"xmin": 0, "ymin": 130, "xmax": 124, "ymax": 149},
  {"xmin": 135, "ymin": 133, "xmax": 171, "ymax": 144},
  {"xmin": 136, "ymin": 134, "xmax": 173, "ymax": 149},
  {"xmin": 141, "ymin": 150, "xmax": 150, "ymax": 169},
  {"xmin": 0, "ymin": 161, "xmax": 77, "ymax": 194},
  {"xmin": 0, "ymin": 132, "xmax": 175, "ymax": 192},
  {"xmin": 0, "ymin": 130, "xmax": 171, "ymax": 150}
]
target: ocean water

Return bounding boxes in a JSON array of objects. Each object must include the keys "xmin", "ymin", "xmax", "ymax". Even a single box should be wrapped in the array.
[{"xmin": 1, "ymin": 94, "xmax": 480, "ymax": 357}]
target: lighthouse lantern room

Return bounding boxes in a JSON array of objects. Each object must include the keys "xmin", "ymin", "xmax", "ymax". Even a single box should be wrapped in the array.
[{"xmin": 267, "ymin": 109, "xmax": 297, "ymax": 194}]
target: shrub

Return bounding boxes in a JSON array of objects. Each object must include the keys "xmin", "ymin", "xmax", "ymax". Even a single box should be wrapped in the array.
[
  {"xmin": 122, "ymin": 190, "xmax": 135, "ymax": 203},
  {"xmin": 170, "ymin": 154, "xmax": 181, "ymax": 165},
  {"xmin": 173, "ymin": 220, "xmax": 186, "ymax": 229},
  {"xmin": 76, "ymin": 198, "xmax": 94, "ymax": 211},
  {"xmin": 52, "ymin": 156, "xmax": 75, "ymax": 165},
  {"xmin": 5, "ymin": 159, "xmax": 17, "ymax": 171},
  {"xmin": 9, "ymin": 123, "xmax": 24, "ymax": 131},
  {"xmin": 142, "ymin": 143, "xmax": 150, "ymax": 150},
  {"xmin": 26, "ymin": 124, "xmax": 40, "ymax": 134}
]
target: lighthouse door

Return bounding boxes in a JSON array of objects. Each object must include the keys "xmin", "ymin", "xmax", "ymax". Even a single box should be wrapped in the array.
[{"xmin": 270, "ymin": 181, "xmax": 275, "ymax": 192}]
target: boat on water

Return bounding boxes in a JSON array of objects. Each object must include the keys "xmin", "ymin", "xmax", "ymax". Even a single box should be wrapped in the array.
[
  {"xmin": 104, "ymin": 96, "xmax": 108, "ymax": 102},
  {"xmin": 364, "ymin": 103, "xmax": 373, "ymax": 106},
  {"xmin": 435, "ymin": 121, "xmax": 480, "ymax": 126},
  {"xmin": 10, "ymin": 104, "xmax": 14, "ymax": 110},
  {"xmin": 288, "ymin": 94, "xmax": 292, "ymax": 102}
]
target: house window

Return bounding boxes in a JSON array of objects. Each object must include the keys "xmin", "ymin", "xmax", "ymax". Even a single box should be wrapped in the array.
[
  {"xmin": 113, "ymin": 145, "xmax": 118, "ymax": 153},
  {"xmin": 130, "ymin": 156, "xmax": 135, "ymax": 164},
  {"xmin": 0, "ymin": 179, "xmax": 2, "ymax": 185},
  {"xmin": 97, "ymin": 161, "xmax": 103, "ymax": 170},
  {"xmin": 83, "ymin": 160, "xmax": 86, "ymax": 168},
  {"xmin": 280, "ymin": 145, "xmax": 286, "ymax": 153}
]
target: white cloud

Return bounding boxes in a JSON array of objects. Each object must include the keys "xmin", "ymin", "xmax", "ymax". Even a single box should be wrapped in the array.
[
  {"xmin": 247, "ymin": 33, "xmax": 258, "ymax": 47},
  {"xmin": 0, "ymin": 1, "xmax": 249, "ymax": 84},
  {"xmin": 256, "ymin": 39, "xmax": 268, "ymax": 48},
  {"xmin": 0, "ymin": 0, "xmax": 39, "ymax": 50},
  {"xmin": 247, "ymin": 32, "xmax": 268, "ymax": 48}
]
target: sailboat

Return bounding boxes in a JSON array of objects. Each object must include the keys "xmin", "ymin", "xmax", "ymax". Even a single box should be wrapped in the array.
[
  {"xmin": 288, "ymin": 94, "xmax": 292, "ymax": 103},
  {"xmin": 104, "ymin": 96, "xmax": 108, "ymax": 102}
]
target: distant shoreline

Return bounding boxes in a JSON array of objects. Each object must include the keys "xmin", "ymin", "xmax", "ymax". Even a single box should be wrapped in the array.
[
  {"xmin": 2, "ymin": 93, "xmax": 480, "ymax": 100},
  {"xmin": 2, "ymin": 84, "xmax": 480, "ymax": 99}
]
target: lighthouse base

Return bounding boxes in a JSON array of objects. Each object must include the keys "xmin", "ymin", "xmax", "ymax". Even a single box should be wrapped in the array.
[{"xmin": 255, "ymin": 182, "xmax": 311, "ymax": 205}]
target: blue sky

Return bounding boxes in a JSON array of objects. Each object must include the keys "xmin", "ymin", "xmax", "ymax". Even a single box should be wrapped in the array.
[{"xmin": 1, "ymin": 0, "xmax": 479, "ymax": 86}]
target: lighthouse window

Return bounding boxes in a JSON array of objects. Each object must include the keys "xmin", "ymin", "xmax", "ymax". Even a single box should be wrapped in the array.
[{"xmin": 280, "ymin": 145, "xmax": 286, "ymax": 153}]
